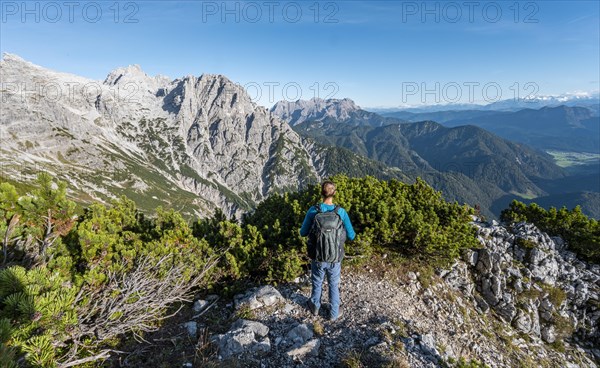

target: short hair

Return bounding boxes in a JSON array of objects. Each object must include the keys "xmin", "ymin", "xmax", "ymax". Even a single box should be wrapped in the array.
[{"xmin": 321, "ymin": 181, "xmax": 336, "ymax": 199}]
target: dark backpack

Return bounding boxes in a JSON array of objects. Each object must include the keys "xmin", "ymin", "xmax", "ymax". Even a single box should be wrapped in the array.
[{"xmin": 307, "ymin": 205, "xmax": 346, "ymax": 263}]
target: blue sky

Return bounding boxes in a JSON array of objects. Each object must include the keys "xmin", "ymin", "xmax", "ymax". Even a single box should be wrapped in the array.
[{"xmin": 1, "ymin": 0, "xmax": 598, "ymax": 107}]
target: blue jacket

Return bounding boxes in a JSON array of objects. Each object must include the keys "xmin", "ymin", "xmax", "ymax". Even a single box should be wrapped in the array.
[{"xmin": 300, "ymin": 203, "xmax": 356, "ymax": 241}]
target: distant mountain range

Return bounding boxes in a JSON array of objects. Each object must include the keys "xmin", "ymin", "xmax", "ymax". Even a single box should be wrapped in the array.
[
  {"xmin": 381, "ymin": 105, "xmax": 600, "ymax": 153},
  {"xmin": 369, "ymin": 92, "xmax": 600, "ymax": 113},
  {"xmin": 272, "ymin": 98, "xmax": 600, "ymax": 218}
]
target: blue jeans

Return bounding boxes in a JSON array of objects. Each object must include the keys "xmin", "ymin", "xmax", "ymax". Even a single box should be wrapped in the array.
[{"xmin": 310, "ymin": 260, "xmax": 341, "ymax": 319}]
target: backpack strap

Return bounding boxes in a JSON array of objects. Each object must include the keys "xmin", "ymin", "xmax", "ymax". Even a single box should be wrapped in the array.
[{"xmin": 314, "ymin": 204, "xmax": 341, "ymax": 215}]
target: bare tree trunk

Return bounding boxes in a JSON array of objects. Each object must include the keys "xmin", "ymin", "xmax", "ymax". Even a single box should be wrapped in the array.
[
  {"xmin": 2, "ymin": 214, "xmax": 19, "ymax": 266},
  {"xmin": 40, "ymin": 209, "xmax": 53, "ymax": 259}
]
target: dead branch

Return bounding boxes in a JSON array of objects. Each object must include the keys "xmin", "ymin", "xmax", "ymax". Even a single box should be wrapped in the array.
[
  {"xmin": 55, "ymin": 253, "xmax": 219, "ymax": 367},
  {"xmin": 73, "ymin": 252, "xmax": 219, "ymax": 344},
  {"xmin": 57, "ymin": 349, "xmax": 113, "ymax": 368}
]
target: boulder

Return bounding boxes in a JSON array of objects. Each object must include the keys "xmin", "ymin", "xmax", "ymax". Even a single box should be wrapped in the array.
[
  {"xmin": 497, "ymin": 301, "xmax": 517, "ymax": 322},
  {"xmin": 418, "ymin": 333, "xmax": 439, "ymax": 357},
  {"xmin": 407, "ymin": 272, "xmax": 418, "ymax": 282},
  {"xmin": 476, "ymin": 249, "xmax": 493, "ymax": 274},
  {"xmin": 530, "ymin": 256, "xmax": 559, "ymax": 285},
  {"xmin": 481, "ymin": 276, "xmax": 502, "ymax": 306},
  {"xmin": 541, "ymin": 325, "xmax": 557, "ymax": 343},
  {"xmin": 193, "ymin": 299, "xmax": 209, "ymax": 313},
  {"xmin": 234, "ymin": 285, "xmax": 284, "ymax": 310},
  {"xmin": 474, "ymin": 294, "xmax": 490, "ymax": 313},
  {"xmin": 286, "ymin": 323, "xmax": 313, "ymax": 346},
  {"xmin": 539, "ymin": 298, "xmax": 554, "ymax": 322},
  {"xmin": 513, "ymin": 278, "xmax": 524, "ymax": 293},
  {"xmin": 184, "ymin": 321, "xmax": 198, "ymax": 338},
  {"xmin": 512, "ymin": 310, "xmax": 532, "ymax": 333},
  {"xmin": 462, "ymin": 249, "xmax": 478, "ymax": 266},
  {"xmin": 574, "ymin": 281, "xmax": 589, "ymax": 305},
  {"xmin": 214, "ymin": 319, "xmax": 270, "ymax": 359},
  {"xmin": 286, "ymin": 338, "xmax": 320, "ymax": 358}
]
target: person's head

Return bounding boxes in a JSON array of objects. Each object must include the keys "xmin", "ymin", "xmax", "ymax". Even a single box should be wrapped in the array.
[{"xmin": 321, "ymin": 180, "xmax": 336, "ymax": 199}]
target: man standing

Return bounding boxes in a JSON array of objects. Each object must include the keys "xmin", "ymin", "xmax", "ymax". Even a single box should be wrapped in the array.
[{"xmin": 300, "ymin": 180, "xmax": 355, "ymax": 321}]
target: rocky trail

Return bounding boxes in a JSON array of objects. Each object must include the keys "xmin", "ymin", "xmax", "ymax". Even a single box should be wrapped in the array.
[{"xmin": 114, "ymin": 220, "xmax": 599, "ymax": 368}]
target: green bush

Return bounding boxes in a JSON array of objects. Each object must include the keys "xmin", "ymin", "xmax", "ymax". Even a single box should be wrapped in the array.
[
  {"xmin": 0, "ymin": 175, "xmax": 218, "ymax": 367},
  {"xmin": 501, "ymin": 200, "xmax": 600, "ymax": 264},
  {"xmin": 220, "ymin": 175, "xmax": 480, "ymax": 284},
  {"xmin": 251, "ymin": 176, "xmax": 478, "ymax": 265}
]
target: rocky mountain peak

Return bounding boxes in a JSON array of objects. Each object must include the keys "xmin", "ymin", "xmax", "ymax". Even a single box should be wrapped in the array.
[
  {"xmin": 271, "ymin": 97, "xmax": 362, "ymax": 126},
  {"xmin": 1, "ymin": 52, "xmax": 60, "ymax": 78},
  {"xmin": 1, "ymin": 54, "xmax": 324, "ymax": 218},
  {"xmin": 198, "ymin": 73, "xmax": 257, "ymax": 110},
  {"xmin": 1, "ymin": 52, "xmax": 29, "ymax": 64},
  {"xmin": 104, "ymin": 64, "xmax": 145, "ymax": 84},
  {"xmin": 103, "ymin": 64, "xmax": 172, "ymax": 93},
  {"xmin": 164, "ymin": 72, "xmax": 272, "ymax": 131},
  {"xmin": 0, "ymin": 52, "xmax": 98, "ymax": 91}
]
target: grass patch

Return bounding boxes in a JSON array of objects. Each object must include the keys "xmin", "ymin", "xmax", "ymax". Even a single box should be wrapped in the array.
[
  {"xmin": 509, "ymin": 190, "xmax": 537, "ymax": 200},
  {"xmin": 549, "ymin": 339, "xmax": 566, "ymax": 353},
  {"xmin": 546, "ymin": 150, "xmax": 600, "ymax": 168},
  {"xmin": 552, "ymin": 312, "xmax": 574, "ymax": 337},
  {"xmin": 517, "ymin": 288, "xmax": 542, "ymax": 304},
  {"xmin": 392, "ymin": 319, "xmax": 408, "ymax": 338},
  {"xmin": 342, "ymin": 350, "xmax": 364, "ymax": 368},
  {"xmin": 541, "ymin": 285, "xmax": 567, "ymax": 308},
  {"xmin": 234, "ymin": 305, "xmax": 257, "ymax": 320},
  {"xmin": 515, "ymin": 237, "xmax": 537, "ymax": 250},
  {"xmin": 417, "ymin": 264, "xmax": 435, "ymax": 289},
  {"xmin": 447, "ymin": 357, "xmax": 489, "ymax": 368},
  {"xmin": 347, "ymin": 253, "xmax": 440, "ymax": 290},
  {"xmin": 313, "ymin": 321, "xmax": 324, "ymax": 336}
]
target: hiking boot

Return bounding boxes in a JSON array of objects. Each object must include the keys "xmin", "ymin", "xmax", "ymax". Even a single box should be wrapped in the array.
[
  {"xmin": 329, "ymin": 308, "xmax": 343, "ymax": 321},
  {"xmin": 307, "ymin": 299, "xmax": 318, "ymax": 316}
]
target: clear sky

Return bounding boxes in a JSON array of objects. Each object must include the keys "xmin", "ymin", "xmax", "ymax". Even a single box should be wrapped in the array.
[{"xmin": 1, "ymin": 0, "xmax": 598, "ymax": 108}]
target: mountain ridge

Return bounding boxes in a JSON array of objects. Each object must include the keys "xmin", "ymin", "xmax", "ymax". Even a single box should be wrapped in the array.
[
  {"xmin": 1, "ymin": 54, "xmax": 401, "ymax": 217},
  {"xmin": 382, "ymin": 105, "xmax": 600, "ymax": 153},
  {"xmin": 271, "ymin": 97, "xmax": 408, "ymax": 127}
]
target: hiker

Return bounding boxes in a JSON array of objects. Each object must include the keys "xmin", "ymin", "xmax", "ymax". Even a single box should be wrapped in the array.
[{"xmin": 300, "ymin": 180, "xmax": 355, "ymax": 321}]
